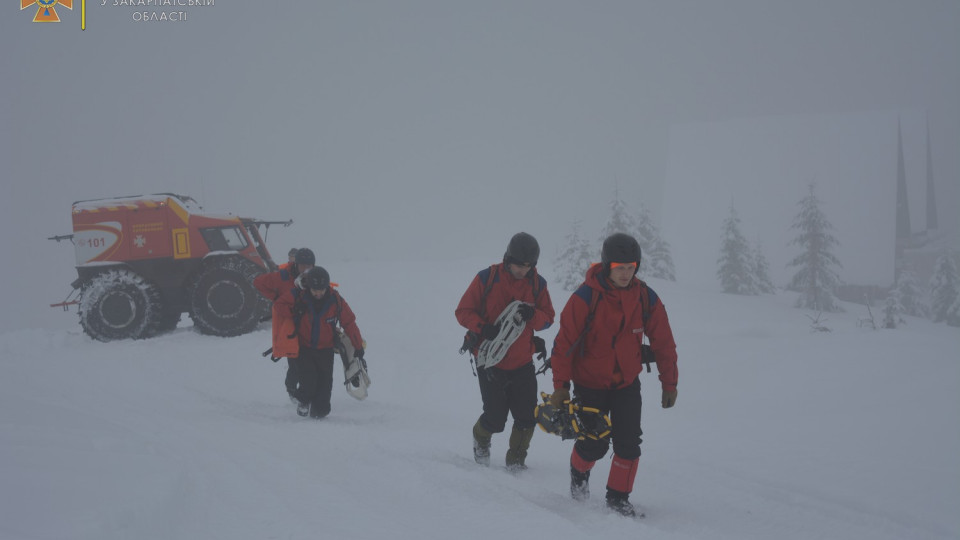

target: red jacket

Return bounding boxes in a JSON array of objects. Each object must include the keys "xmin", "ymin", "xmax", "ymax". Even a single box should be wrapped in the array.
[
  {"xmin": 253, "ymin": 266, "xmax": 297, "ymax": 301},
  {"xmin": 275, "ymin": 285, "xmax": 363, "ymax": 353},
  {"xmin": 551, "ymin": 264, "xmax": 678, "ymax": 392},
  {"xmin": 455, "ymin": 263, "xmax": 555, "ymax": 371},
  {"xmin": 254, "ymin": 267, "xmax": 300, "ymax": 357}
]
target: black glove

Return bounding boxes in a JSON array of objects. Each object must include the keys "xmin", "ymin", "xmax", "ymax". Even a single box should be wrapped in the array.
[
  {"xmin": 517, "ymin": 303, "xmax": 535, "ymax": 321},
  {"xmin": 354, "ymin": 348, "xmax": 364, "ymax": 360},
  {"xmin": 480, "ymin": 323, "xmax": 500, "ymax": 340},
  {"xmin": 532, "ymin": 336, "xmax": 547, "ymax": 360}
]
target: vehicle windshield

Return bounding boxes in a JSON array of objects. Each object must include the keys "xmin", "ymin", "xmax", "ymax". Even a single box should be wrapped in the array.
[
  {"xmin": 200, "ymin": 226, "xmax": 249, "ymax": 251},
  {"xmin": 244, "ymin": 222, "xmax": 276, "ymax": 270}
]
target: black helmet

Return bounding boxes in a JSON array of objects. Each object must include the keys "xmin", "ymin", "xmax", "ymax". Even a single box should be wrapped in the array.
[
  {"xmin": 503, "ymin": 232, "xmax": 540, "ymax": 266},
  {"xmin": 300, "ymin": 266, "xmax": 330, "ymax": 290},
  {"xmin": 601, "ymin": 233, "xmax": 641, "ymax": 274},
  {"xmin": 287, "ymin": 248, "xmax": 299, "ymax": 258},
  {"xmin": 294, "ymin": 248, "xmax": 316, "ymax": 266}
]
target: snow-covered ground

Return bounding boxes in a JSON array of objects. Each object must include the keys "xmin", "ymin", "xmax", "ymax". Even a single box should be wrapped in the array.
[{"xmin": 2, "ymin": 258, "xmax": 958, "ymax": 540}]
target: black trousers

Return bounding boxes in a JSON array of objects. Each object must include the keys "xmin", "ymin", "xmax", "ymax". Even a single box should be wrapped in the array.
[
  {"xmin": 476, "ymin": 362, "xmax": 537, "ymax": 433},
  {"xmin": 573, "ymin": 378, "xmax": 643, "ymax": 462},
  {"xmin": 285, "ymin": 358, "xmax": 299, "ymax": 394},
  {"xmin": 294, "ymin": 347, "xmax": 335, "ymax": 418}
]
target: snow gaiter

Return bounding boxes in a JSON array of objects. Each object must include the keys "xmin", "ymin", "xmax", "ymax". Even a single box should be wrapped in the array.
[
  {"xmin": 606, "ymin": 454, "xmax": 639, "ymax": 495},
  {"xmin": 472, "ymin": 418, "xmax": 492, "ymax": 466},
  {"xmin": 505, "ymin": 425, "xmax": 535, "ymax": 469}
]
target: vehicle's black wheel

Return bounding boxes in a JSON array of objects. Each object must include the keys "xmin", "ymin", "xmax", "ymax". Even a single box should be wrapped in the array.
[
  {"xmin": 78, "ymin": 269, "xmax": 163, "ymax": 342},
  {"xmin": 188, "ymin": 257, "xmax": 268, "ymax": 337}
]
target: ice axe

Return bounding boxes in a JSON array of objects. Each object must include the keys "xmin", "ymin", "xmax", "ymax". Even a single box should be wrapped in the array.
[{"xmin": 262, "ymin": 347, "xmax": 281, "ymax": 362}]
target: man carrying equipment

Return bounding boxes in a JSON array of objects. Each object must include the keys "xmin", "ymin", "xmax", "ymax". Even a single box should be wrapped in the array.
[
  {"xmin": 456, "ymin": 232, "xmax": 555, "ymax": 471},
  {"xmin": 547, "ymin": 233, "xmax": 678, "ymax": 517},
  {"xmin": 276, "ymin": 266, "xmax": 365, "ymax": 419}
]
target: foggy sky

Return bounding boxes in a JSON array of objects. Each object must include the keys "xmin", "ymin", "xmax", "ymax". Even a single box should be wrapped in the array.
[{"xmin": 2, "ymin": 1, "xmax": 958, "ymax": 329}]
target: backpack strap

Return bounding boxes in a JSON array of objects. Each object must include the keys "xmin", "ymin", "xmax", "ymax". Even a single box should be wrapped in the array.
[
  {"xmin": 530, "ymin": 268, "xmax": 545, "ymax": 300},
  {"xmin": 330, "ymin": 290, "xmax": 344, "ymax": 329},
  {"xmin": 566, "ymin": 285, "xmax": 602, "ymax": 357},
  {"xmin": 637, "ymin": 280, "xmax": 651, "ymax": 324},
  {"xmin": 636, "ymin": 280, "xmax": 655, "ymax": 372},
  {"xmin": 476, "ymin": 264, "xmax": 499, "ymax": 320},
  {"xmin": 460, "ymin": 265, "xmax": 499, "ymax": 360}
]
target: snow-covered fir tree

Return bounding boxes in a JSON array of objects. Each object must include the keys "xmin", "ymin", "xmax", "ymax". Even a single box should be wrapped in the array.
[
  {"xmin": 553, "ymin": 220, "xmax": 594, "ymax": 291},
  {"xmin": 950, "ymin": 295, "xmax": 960, "ymax": 328},
  {"xmin": 599, "ymin": 188, "xmax": 676, "ymax": 281},
  {"xmin": 716, "ymin": 204, "xmax": 757, "ymax": 295},
  {"xmin": 786, "ymin": 184, "xmax": 844, "ymax": 312},
  {"xmin": 635, "ymin": 203, "xmax": 676, "ymax": 281},
  {"xmin": 928, "ymin": 251, "xmax": 960, "ymax": 325},
  {"xmin": 892, "ymin": 259, "xmax": 927, "ymax": 318},
  {"xmin": 599, "ymin": 187, "xmax": 639, "ymax": 241},
  {"xmin": 882, "ymin": 289, "xmax": 905, "ymax": 329},
  {"xmin": 752, "ymin": 239, "xmax": 777, "ymax": 294}
]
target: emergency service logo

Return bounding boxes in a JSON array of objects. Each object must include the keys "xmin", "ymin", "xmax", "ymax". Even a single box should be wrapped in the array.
[{"xmin": 21, "ymin": 0, "xmax": 73, "ymax": 22}]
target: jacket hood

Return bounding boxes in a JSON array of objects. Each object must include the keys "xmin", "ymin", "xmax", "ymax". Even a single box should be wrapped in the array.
[{"xmin": 584, "ymin": 263, "xmax": 640, "ymax": 295}]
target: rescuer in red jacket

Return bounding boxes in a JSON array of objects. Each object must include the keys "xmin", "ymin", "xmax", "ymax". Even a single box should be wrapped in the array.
[
  {"xmin": 254, "ymin": 248, "xmax": 315, "ymax": 400},
  {"xmin": 548, "ymin": 233, "xmax": 678, "ymax": 517},
  {"xmin": 456, "ymin": 232, "xmax": 555, "ymax": 471},
  {"xmin": 276, "ymin": 266, "xmax": 364, "ymax": 419}
]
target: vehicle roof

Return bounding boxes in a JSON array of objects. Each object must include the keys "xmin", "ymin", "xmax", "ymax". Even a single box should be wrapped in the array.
[{"xmin": 72, "ymin": 193, "xmax": 203, "ymax": 213}]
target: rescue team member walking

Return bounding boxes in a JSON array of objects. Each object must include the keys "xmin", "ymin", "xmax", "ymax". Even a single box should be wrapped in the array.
[
  {"xmin": 254, "ymin": 248, "xmax": 315, "ymax": 401},
  {"xmin": 456, "ymin": 232, "xmax": 555, "ymax": 471},
  {"xmin": 275, "ymin": 266, "xmax": 365, "ymax": 419},
  {"xmin": 547, "ymin": 233, "xmax": 678, "ymax": 517}
]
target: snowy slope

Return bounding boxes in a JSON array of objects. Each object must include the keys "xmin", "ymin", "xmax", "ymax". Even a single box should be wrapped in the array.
[{"xmin": 1, "ymin": 259, "xmax": 958, "ymax": 540}]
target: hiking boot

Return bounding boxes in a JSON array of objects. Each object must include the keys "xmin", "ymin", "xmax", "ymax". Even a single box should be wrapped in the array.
[
  {"xmin": 296, "ymin": 401, "xmax": 309, "ymax": 417},
  {"xmin": 570, "ymin": 465, "xmax": 590, "ymax": 501},
  {"xmin": 472, "ymin": 419, "xmax": 492, "ymax": 466},
  {"xmin": 506, "ymin": 462, "xmax": 528, "ymax": 474},
  {"xmin": 605, "ymin": 490, "xmax": 636, "ymax": 517},
  {"xmin": 505, "ymin": 426, "xmax": 534, "ymax": 472}
]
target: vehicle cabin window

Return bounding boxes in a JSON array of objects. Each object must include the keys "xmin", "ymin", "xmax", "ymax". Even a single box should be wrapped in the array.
[{"xmin": 200, "ymin": 227, "xmax": 249, "ymax": 252}]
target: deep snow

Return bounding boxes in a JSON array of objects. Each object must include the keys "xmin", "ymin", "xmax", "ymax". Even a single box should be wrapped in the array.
[{"xmin": 2, "ymin": 258, "xmax": 958, "ymax": 540}]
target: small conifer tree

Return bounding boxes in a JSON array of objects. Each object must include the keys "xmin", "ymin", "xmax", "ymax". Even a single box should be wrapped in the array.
[
  {"xmin": 717, "ymin": 204, "xmax": 757, "ymax": 295},
  {"xmin": 929, "ymin": 251, "xmax": 960, "ymax": 324},
  {"xmin": 892, "ymin": 260, "xmax": 927, "ymax": 318},
  {"xmin": 635, "ymin": 203, "xmax": 676, "ymax": 281},
  {"xmin": 554, "ymin": 220, "xmax": 594, "ymax": 290},
  {"xmin": 786, "ymin": 184, "xmax": 844, "ymax": 312},
  {"xmin": 882, "ymin": 289, "xmax": 905, "ymax": 329}
]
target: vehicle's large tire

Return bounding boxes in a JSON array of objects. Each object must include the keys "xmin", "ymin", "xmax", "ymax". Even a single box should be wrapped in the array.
[
  {"xmin": 188, "ymin": 257, "xmax": 268, "ymax": 337},
  {"xmin": 78, "ymin": 269, "xmax": 164, "ymax": 342}
]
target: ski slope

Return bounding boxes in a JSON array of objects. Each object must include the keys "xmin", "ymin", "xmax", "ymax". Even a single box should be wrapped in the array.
[{"xmin": 2, "ymin": 259, "xmax": 958, "ymax": 540}]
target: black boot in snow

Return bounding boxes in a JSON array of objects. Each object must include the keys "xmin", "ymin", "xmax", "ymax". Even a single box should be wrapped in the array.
[
  {"xmin": 605, "ymin": 489, "xmax": 637, "ymax": 517},
  {"xmin": 570, "ymin": 466, "xmax": 590, "ymax": 501}
]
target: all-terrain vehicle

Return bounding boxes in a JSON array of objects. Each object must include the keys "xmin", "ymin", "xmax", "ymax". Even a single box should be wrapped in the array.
[{"xmin": 49, "ymin": 193, "xmax": 292, "ymax": 342}]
